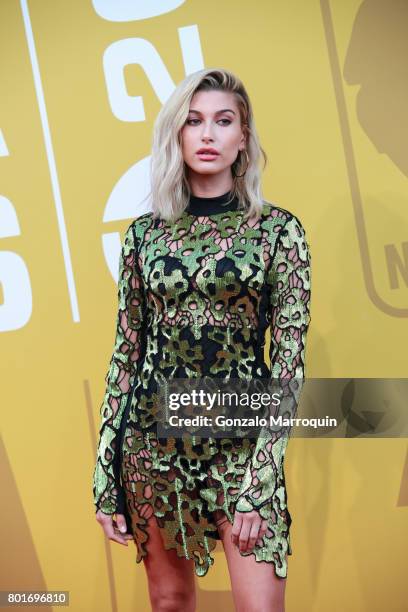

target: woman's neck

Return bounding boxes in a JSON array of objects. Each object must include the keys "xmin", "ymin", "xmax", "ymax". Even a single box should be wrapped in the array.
[
  {"xmin": 186, "ymin": 171, "xmax": 233, "ymax": 200},
  {"xmin": 186, "ymin": 190, "xmax": 239, "ymax": 216}
]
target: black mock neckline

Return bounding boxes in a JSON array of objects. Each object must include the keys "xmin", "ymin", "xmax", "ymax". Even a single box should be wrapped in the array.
[{"xmin": 186, "ymin": 190, "xmax": 239, "ymax": 216}]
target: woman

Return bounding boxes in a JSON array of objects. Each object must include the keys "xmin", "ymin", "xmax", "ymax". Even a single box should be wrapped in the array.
[{"xmin": 93, "ymin": 67, "xmax": 311, "ymax": 612}]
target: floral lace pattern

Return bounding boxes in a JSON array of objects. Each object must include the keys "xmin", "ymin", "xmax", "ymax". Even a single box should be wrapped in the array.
[{"xmin": 93, "ymin": 196, "xmax": 311, "ymax": 578}]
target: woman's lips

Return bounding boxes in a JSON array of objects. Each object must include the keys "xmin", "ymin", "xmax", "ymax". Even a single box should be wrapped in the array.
[{"xmin": 197, "ymin": 152, "xmax": 219, "ymax": 160}]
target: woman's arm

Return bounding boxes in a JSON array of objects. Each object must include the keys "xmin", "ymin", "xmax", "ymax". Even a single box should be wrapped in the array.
[
  {"xmin": 235, "ymin": 213, "xmax": 312, "ymax": 519},
  {"xmin": 92, "ymin": 222, "xmax": 146, "ymax": 516}
]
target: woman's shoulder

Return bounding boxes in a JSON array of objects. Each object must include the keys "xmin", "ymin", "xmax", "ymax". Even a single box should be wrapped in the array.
[
  {"xmin": 125, "ymin": 211, "xmax": 155, "ymax": 241},
  {"xmin": 260, "ymin": 199, "xmax": 307, "ymax": 234}
]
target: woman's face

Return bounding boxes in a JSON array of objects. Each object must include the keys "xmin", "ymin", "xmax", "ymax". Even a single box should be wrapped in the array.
[{"xmin": 180, "ymin": 90, "xmax": 246, "ymax": 178}]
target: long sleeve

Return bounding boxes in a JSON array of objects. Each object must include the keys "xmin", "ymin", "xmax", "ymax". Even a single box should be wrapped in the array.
[
  {"xmin": 92, "ymin": 222, "xmax": 146, "ymax": 515},
  {"xmin": 235, "ymin": 214, "xmax": 312, "ymax": 518}
]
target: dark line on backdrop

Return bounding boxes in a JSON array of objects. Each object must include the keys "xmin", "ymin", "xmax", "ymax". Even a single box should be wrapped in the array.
[{"xmin": 320, "ymin": 0, "xmax": 407, "ymax": 317}]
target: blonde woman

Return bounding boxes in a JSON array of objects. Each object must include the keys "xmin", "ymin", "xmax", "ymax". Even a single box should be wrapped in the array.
[{"xmin": 93, "ymin": 67, "xmax": 311, "ymax": 612}]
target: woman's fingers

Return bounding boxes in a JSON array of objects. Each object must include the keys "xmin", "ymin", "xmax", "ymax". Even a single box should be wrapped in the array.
[
  {"xmin": 112, "ymin": 514, "xmax": 129, "ymax": 534},
  {"xmin": 96, "ymin": 510, "xmax": 133, "ymax": 546},
  {"xmin": 255, "ymin": 520, "xmax": 268, "ymax": 548},
  {"xmin": 238, "ymin": 516, "xmax": 252, "ymax": 552},
  {"xmin": 246, "ymin": 519, "xmax": 261, "ymax": 552},
  {"xmin": 232, "ymin": 511, "xmax": 262, "ymax": 553},
  {"xmin": 231, "ymin": 511, "xmax": 243, "ymax": 546},
  {"xmin": 112, "ymin": 515, "xmax": 134, "ymax": 543}
]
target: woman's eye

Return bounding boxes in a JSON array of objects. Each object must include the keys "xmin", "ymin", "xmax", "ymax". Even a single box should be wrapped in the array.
[{"xmin": 186, "ymin": 118, "xmax": 232, "ymax": 126}]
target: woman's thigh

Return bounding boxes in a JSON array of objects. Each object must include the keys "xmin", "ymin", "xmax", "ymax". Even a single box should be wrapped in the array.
[
  {"xmin": 141, "ymin": 512, "xmax": 196, "ymax": 612},
  {"xmin": 216, "ymin": 516, "xmax": 287, "ymax": 612}
]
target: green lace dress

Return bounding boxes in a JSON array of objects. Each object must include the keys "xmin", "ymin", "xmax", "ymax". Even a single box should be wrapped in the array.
[{"xmin": 92, "ymin": 190, "xmax": 312, "ymax": 579}]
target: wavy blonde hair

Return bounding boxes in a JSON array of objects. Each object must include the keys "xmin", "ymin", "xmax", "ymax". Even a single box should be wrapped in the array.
[{"xmin": 147, "ymin": 67, "xmax": 268, "ymax": 223}]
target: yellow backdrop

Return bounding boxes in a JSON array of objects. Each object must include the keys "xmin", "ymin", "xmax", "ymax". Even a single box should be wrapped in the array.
[{"xmin": 1, "ymin": 0, "xmax": 406, "ymax": 610}]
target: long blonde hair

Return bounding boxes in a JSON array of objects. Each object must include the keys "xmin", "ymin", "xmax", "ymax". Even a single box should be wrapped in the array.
[{"xmin": 147, "ymin": 67, "xmax": 268, "ymax": 223}]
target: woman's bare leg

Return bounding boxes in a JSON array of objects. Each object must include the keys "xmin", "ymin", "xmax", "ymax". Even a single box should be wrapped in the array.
[
  {"xmin": 141, "ymin": 512, "xmax": 196, "ymax": 612},
  {"xmin": 124, "ymin": 458, "xmax": 197, "ymax": 612},
  {"xmin": 215, "ymin": 513, "xmax": 286, "ymax": 612}
]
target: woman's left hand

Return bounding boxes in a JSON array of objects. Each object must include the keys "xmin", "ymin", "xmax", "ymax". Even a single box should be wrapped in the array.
[{"xmin": 231, "ymin": 510, "xmax": 268, "ymax": 552}]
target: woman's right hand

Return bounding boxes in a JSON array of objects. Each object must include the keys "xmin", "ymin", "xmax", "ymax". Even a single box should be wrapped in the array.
[
  {"xmin": 231, "ymin": 509, "xmax": 268, "ymax": 553},
  {"xmin": 96, "ymin": 510, "xmax": 134, "ymax": 546}
]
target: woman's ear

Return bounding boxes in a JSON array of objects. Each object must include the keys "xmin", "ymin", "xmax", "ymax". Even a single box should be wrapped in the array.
[{"xmin": 240, "ymin": 124, "xmax": 247, "ymax": 149}]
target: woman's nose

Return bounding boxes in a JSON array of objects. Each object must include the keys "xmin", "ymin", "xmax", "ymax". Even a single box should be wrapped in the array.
[{"xmin": 200, "ymin": 122, "xmax": 215, "ymax": 141}]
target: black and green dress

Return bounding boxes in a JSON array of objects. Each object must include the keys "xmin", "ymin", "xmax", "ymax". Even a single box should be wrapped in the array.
[{"xmin": 92, "ymin": 190, "xmax": 312, "ymax": 579}]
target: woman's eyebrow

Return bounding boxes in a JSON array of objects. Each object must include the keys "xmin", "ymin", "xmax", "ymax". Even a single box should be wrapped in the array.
[{"xmin": 188, "ymin": 109, "xmax": 236, "ymax": 115}]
